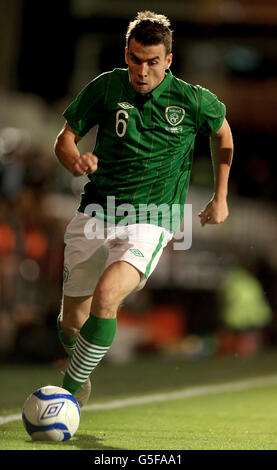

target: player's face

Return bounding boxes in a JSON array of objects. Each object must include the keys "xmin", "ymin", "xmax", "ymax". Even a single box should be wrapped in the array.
[{"xmin": 125, "ymin": 38, "xmax": 172, "ymax": 94}]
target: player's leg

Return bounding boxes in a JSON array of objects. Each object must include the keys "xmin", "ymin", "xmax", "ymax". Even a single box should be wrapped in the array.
[
  {"xmin": 91, "ymin": 260, "xmax": 141, "ymax": 318},
  {"xmin": 62, "ymin": 260, "xmax": 141, "ymax": 396},
  {"xmin": 58, "ymin": 211, "xmax": 108, "ymax": 404},
  {"xmin": 59, "ymin": 210, "xmax": 120, "ymax": 344},
  {"xmin": 57, "ymin": 294, "xmax": 92, "ymax": 356},
  {"xmin": 62, "ymin": 224, "xmax": 171, "ymax": 392},
  {"xmin": 57, "ymin": 295, "xmax": 93, "ymax": 406}
]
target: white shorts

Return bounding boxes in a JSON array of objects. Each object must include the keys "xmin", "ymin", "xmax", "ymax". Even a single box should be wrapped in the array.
[{"xmin": 62, "ymin": 211, "xmax": 173, "ymax": 297}]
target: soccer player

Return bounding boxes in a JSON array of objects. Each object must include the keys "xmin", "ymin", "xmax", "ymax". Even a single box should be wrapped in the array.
[{"xmin": 54, "ymin": 11, "xmax": 233, "ymax": 406}]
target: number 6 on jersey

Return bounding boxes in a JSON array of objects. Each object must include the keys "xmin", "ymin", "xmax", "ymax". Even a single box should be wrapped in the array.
[{"xmin": 116, "ymin": 109, "xmax": 128, "ymax": 137}]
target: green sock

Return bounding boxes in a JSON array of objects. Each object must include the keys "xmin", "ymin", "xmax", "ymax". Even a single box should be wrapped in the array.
[
  {"xmin": 57, "ymin": 313, "xmax": 76, "ymax": 357},
  {"xmin": 62, "ymin": 314, "xmax": 117, "ymax": 395}
]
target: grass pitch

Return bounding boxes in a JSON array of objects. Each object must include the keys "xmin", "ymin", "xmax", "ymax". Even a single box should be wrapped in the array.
[{"xmin": 1, "ymin": 350, "xmax": 277, "ymax": 451}]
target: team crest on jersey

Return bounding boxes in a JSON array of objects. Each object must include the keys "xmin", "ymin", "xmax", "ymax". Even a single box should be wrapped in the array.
[
  {"xmin": 118, "ymin": 102, "xmax": 134, "ymax": 110},
  {"xmin": 165, "ymin": 106, "xmax": 185, "ymax": 126},
  {"xmin": 63, "ymin": 265, "xmax": 69, "ymax": 283}
]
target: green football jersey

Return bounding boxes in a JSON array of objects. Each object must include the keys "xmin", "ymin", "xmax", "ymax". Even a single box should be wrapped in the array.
[{"xmin": 63, "ymin": 68, "xmax": 225, "ymax": 231}]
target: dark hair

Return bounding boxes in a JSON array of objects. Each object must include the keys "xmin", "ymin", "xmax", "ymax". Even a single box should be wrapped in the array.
[{"xmin": 126, "ymin": 11, "xmax": 173, "ymax": 55}]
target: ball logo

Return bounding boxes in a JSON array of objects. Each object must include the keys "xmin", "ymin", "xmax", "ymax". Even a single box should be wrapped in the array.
[{"xmin": 41, "ymin": 401, "xmax": 65, "ymax": 420}]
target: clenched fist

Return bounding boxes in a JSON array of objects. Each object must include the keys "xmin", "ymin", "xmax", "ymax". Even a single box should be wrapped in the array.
[
  {"xmin": 198, "ymin": 196, "xmax": 229, "ymax": 227},
  {"xmin": 71, "ymin": 152, "xmax": 98, "ymax": 176}
]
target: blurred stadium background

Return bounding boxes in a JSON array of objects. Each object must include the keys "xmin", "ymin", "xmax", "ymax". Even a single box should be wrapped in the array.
[{"xmin": 0, "ymin": 0, "xmax": 276, "ymax": 367}]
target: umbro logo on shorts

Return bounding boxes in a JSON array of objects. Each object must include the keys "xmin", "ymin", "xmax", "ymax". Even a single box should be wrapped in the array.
[{"xmin": 129, "ymin": 248, "xmax": 144, "ymax": 258}]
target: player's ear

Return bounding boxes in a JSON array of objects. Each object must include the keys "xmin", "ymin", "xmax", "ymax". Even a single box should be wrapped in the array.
[
  {"xmin": 166, "ymin": 53, "xmax": 173, "ymax": 69},
  {"xmin": 125, "ymin": 47, "xmax": 129, "ymax": 65}
]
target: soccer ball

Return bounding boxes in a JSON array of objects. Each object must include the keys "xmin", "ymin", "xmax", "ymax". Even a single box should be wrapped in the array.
[{"xmin": 22, "ymin": 385, "xmax": 80, "ymax": 442}]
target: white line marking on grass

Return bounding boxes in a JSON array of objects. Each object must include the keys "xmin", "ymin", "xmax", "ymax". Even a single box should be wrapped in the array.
[
  {"xmin": 2, "ymin": 374, "xmax": 277, "ymax": 425},
  {"xmin": 84, "ymin": 374, "xmax": 277, "ymax": 411}
]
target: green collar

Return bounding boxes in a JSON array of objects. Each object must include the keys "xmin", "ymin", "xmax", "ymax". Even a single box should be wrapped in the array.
[
  {"xmin": 152, "ymin": 69, "xmax": 173, "ymax": 99},
  {"xmin": 125, "ymin": 69, "xmax": 173, "ymax": 102}
]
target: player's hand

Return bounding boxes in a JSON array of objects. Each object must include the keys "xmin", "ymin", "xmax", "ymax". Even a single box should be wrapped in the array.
[
  {"xmin": 71, "ymin": 152, "xmax": 98, "ymax": 176},
  {"xmin": 198, "ymin": 196, "xmax": 229, "ymax": 227}
]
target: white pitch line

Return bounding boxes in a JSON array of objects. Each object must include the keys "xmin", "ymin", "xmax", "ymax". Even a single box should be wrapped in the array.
[{"xmin": 2, "ymin": 374, "xmax": 277, "ymax": 425}]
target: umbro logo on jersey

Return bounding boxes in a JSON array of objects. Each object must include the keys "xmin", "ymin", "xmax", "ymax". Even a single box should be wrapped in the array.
[
  {"xmin": 129, "ymin": 248, "xmax": 144, "ymax": 258},
  {"xmin": 118, "ymin": 102, "xmax": 134, "ymax": 110},
  {"xmin": 165, "ymin": 106, "xmax": 185, "ymax": 126}
]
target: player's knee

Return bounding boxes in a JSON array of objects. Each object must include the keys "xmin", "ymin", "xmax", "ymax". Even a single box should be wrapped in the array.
[
  {"xmin": 61, "ymin": 322, "xmax": 80, "ymax": 339},
  {"xmin": 60, "ymin": 305, "xmax": 89, "ymax": 338},
  {"xmin": 92, "ymin": 283, "xmax": 120, "ymax": 316}
]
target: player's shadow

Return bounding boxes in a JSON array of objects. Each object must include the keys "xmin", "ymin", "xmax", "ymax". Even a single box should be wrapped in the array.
[{"xmin": 63, "ymin": 433, "xmax": 126, "ymax": 450}]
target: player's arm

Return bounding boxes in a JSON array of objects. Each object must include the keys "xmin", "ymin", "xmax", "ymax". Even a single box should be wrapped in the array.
[
  {"xmin": 198, "ymin": 118, "xmax": 233, "ymax": 227},
  {"xmin": 54, "ymin": 123, "xmax": 98, "ymax": 177}
]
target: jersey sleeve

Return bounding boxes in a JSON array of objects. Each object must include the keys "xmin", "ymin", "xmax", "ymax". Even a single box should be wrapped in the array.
[
  {"xmin": 196, "ymin": 85, "xmax": 226, "ymax": 135},
  {"xmin": 63, "ymin": 73, "xmax": 108, "ymax": 137}
]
